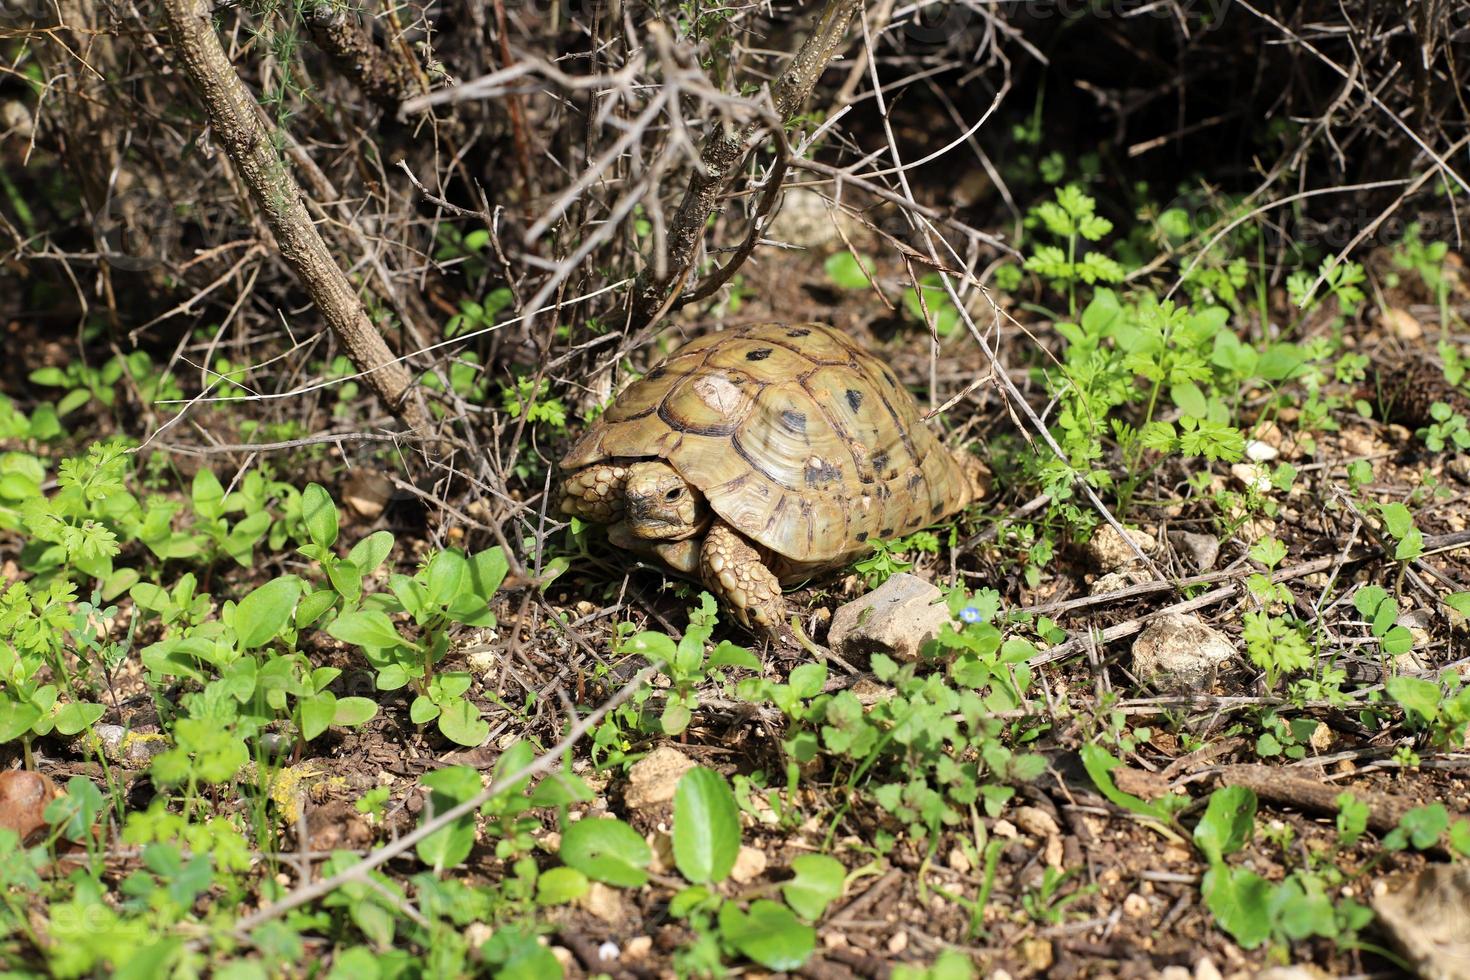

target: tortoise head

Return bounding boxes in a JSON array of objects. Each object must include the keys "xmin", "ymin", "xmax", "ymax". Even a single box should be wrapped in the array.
[{"xmin": 624, "ymin": 461, "xmax": 708, "ymax": 540}]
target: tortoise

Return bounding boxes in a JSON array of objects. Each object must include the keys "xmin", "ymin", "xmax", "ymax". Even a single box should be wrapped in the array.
[{"xmin": 559, "ymin": 322, "xmax": 975, "ymax": 643}]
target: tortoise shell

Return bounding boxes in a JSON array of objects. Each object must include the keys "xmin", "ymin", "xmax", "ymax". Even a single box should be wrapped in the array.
[{"xmin": 560, "ymin": 322, "xmax": 971, "ymax": 568}]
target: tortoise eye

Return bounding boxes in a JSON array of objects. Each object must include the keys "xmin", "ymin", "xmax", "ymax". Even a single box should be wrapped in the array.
[{"xmin": 664, "ymin": 487, "xmax": 683, "ymax": 501}]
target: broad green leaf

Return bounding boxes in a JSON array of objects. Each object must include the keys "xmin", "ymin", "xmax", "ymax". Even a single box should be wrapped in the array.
[
  {"xmin": 1201, "ymin": 865, "xmax": 1272, "ymax": 949},
  {"xmin": 327, "ymin": 610, "xmax": 409, "ymax": 650},
  {"xmin": 295, "ymin": 589, "xmax": 338, "ymax": 629},
  {"xmin": 415, "ymin": 766, "xmax": 482, "ymax": 871},
  {"xmin": 192, "ymin": 469, "xmax": 225, "ymax": 521},
  {"xmin": 333, "ymin": 697, "xmax": 378, "ymax": 728},
  {"xmin": 437, "ymin": 698, "xmax": 489, "ymax": 747},
  {"xmin": 302, "ymin": 483, "xmax": 339, "ymax": 549},
  {"xmin": 467, "ymin": 546, "xmax": 509, "ymax": 600},
  {"xmin": 327, "ymin": 560, "xmax": 362, "ymax": 604},
  {"xmin": 299, "ymin": 693, "xmax": 338, "ymax": 742},
  {"xmin": 346, "ymin": 530, "xmax": 395, "ymax": 575},
  {"xmin": 673, "ymin": 767, "xmax": 741, "ymax": 884},
  {"xmin": 625, "ymin": 631, "xmax": 677, "ymax": 664},
  {"xmin": 782, "ymin": 854, "xmax": 846, "ymax": 921},
  {"xmin": 708, "ymin": 641, "xmax": 762, "ymax": 671},
  {"xmin": 1445, "ymin": 591, "xmax": 1470, "ymax": 617},
  {"xmin": 1193, "ymin": 786, "xmax": 1256, "ymax": 864},
  {"xmin": 53, "ymin": 701, "xmax": 105, "ymax": 737},
  {"xmin": 235, "ymin": 576, "xmax": 302, "ymax": 649},
  {"xmin": 559, "ymin": 817, "xmax": 650, "ymax": 888},
  {"xmin": 536, "ymin": 866, "xmax": 589, "ymax": 905},
  {"xmin": 824, "ymin": 252, "xmax": 873, "ymax": 289},
  {"xmin": 425, "ymin": 549, "xmax": 468, "ymax": 606},
  {"xmin": 718, "ymin": 900, "xmax": 815, "ymax": 971}
]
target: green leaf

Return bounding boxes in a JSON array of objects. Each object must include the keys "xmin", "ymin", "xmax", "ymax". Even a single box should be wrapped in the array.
[
  {"xmin": 53, "ymin": 701, "xmax": 105, "ymax": 737},
  {"xmin": 707, "ymin": 641, "xmax": 761, "ymax": 671},
  {"xmin": 824, "ymin": 252, "xmax": 873, "ymax": 289},
  {"xmin": 1445, "ymin": 592, "xmax": 1470, "ymax": 617},
  {"xmin": 467, "ymin": 546, "xmax": 510, "ymax": 600},
  {"xmin": 673, "ymin": 767, "xmax": 741, "ymax": 884},
  {"xmin": 302, "ymin": 483, "xmax": 339, "ymax": 549},
  {"xmin": 191, "ymin": 469, "xmax": 225, "ymax": 521},
  {"xmin": 1079, "ymin": 744, "xmax": 1174, "ymax": 821},
  {"xmin": 28, "ymin": 366, "xmax": 68, "ymax": 387},
  {"xmin": 346, "ymin": 530, "xmax": 395, "ymax": 575},
  {"xmin": 333, "ymin": 697, "xmax": 378, "ymax": 728},
  {"xmin": 718, "ymin": 900, "xmax": 815, "ymax": 971},
  {"xmin": 782, "ymin": 854, "xmax": 846, "ymax": 921},
  {"xmin": 327, "ymin": 560, "xmax": 363, "ymax": 604},
  {"xmin": 536, "ymin": 866, "xmax": 589, "ymax": 905},
  {"xmin": 327, "ymin": 610, "xmax": 409, "ymax": 650},
  {"xmin": 1387, "ymin": 675, "xmax": 1442, "ymax": 725},
  {"xmin": 559, "ymin": 818, "xmax": 650, "ymax": 888},
  {"xmin": 425, "ymin": 549, "xmax": 468, "ymax": 606},
  {"xmin": 1201, "ymin": 865, "xmax": 1272, "ymax": 949},
  {"xmin": 1193, "ymin": 786, "xmax": 1256, "ymax": 864},
  {"xmin": 437, "ymin": 698, "xmax": 489, "ymax": 747},
  {"xmin": 296, "ymin": 589, "xmax": 338, "ymax": 629},
  {"xmin": 56, "ymin": 388, "xmax": 91, "ymax": 418},
  {"xmin": 235, "ymin": 576, "xmax": 302, "ymax": 650},
  {"xmin": 299, "ymin": 693, "xmax": 338, "ymax": 742},
  {"xmin": 415, "ymin": 766, "xmax": 482, "ymax": 871}
]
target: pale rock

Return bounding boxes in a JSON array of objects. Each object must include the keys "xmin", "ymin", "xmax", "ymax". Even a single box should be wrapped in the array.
[
  {"xmin": 1245, "ymin": 439, "xmax": 1279, "ymax": 462},
  {"xmin": 730, "ymin": 845, "xmax": 768, "ymax": 884},
  {"xmin": 948, "ymin": 846, "xmax": 972, "ymax": 874},
  {"xmin": 1307, "ymin": 721, "xmax": 1335, "ymax": 754},
  {"xmin": 597, "ymin": 941, "xmax": 619, "ymax": 962},
  {"xmin": 549, "ymin": 947, "xmax": 575, "ymax": 970},
  {"xmin": 992, "ymin": 818, "xmax": 1018, "ymax": 838},
  {"xmin": 1091, "ymin": 567, "xmax": 1151, "ymax": 596},
  {"xmin": 1085, "ymin": 525, "xmax": 1157, "ymax": 571},
  {"xmin": 1194, "ymin": 958, "xmax": 1223, "ymax": 980},
  {"xmin": 86, "ymin": 725, "xmax": 168, "ymax": 768},
  {"xmin": 580, "ymin": 882, "xmax": 626, "ymax": 923},
  {"xmin": 1373, "ymin": 861, "xmax": 1470, "ymax": 980},
  {"xmin": 1159, "ymin": 969, "xmax": 1192, "ymax": 980},
  {"xmin": 1012, "ymin": 806, "xmax": 1060, "ymax": 839},
  {"xmin": 1132, "ymin": 613, "xmax": 1236, "ymax": 692},
  {"xmin": 887, "ymin": 931, "xmax": 909, "ymax": 955},
  {"xmin": 1255, "ymin": 968, "xmax": 1331, "ymax": 980},
  {"xmin": 1, "ymin": 101, "xmax": 33, "ymax": 140},
  {"xmin": 623, "ymin": 746, "xmax": 696, "ymax": 813},
  {"xmin": 1169, "ymin": 531, "xmax": 1221, "ymax": 572},
  {"xmin": 342, "ymin": 470, "xmax": 394, "ymax": 520},
  {"xmin": 624, "ymin": 936, "xmax": 653, "ymax": 959},
  {"xmin": 828, "ymin": 573, "xmax": 951, "ymax": 662},
  {"xmin": 848, "ymin": 676, "xmax": 894, "ymax": 706},
  {"xmin": 465, "ymin": 922, "xmax": 493, "ymax": 949},
  {"xmin": 1122, "ymin": 893, "xmax": 1150, "ymax": 918},
  {"xmin": 1044, "ymin": 834, "xmax": 1064, "ymax": 869},
  {"xmin": 1382, "ymin": 307, "xmax": 1424, "ymax": 341},
  {"xmin": 765, "ymin": 188, "xmax": 865, "ymax": 254},
  {"xmin": 1231, "ymin": 462, "xmax": 1273, "ymax": 493},
  {"xmin": 1020, "ymin": 938, "xmax": 1053, "ymax": 973}
]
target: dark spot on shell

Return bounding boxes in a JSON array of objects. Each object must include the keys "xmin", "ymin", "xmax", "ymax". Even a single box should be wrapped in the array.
[
  {"xmin": 845, "ymin": 389, "xmax": 864, "ymax": 411},
  {"xmin": 787, "ymin": 328, "xmax": 812, "ymax": 338},
  {"xmin": 931, "ymin": 501, "xmax": 946, "ymax": 516},
  {"xmin": 804, "ymin": 457, "xmax": 842, "ymax": 487},
  {"xmin": 855, "ymin": 531, "xmax": 868, "ymax": 542},
  {"xmin": 906, "ymin": 517, "xmax": 921, "ymax": 529},
  {"xmin": 879, "ymin": 527, "xmax": 894, "ymax": 537},
  {"xmin": 884, "ymin": 369, "xmax": 899, "ymax": 387},
  {"xmin": 647, "ymin": 367, "xmax": 666, "ymax": 381},
  {"xmin": 746, "ymin": 348, "xmax": 773, "ymax": 361},
  {"xmin": 871, "ymin": 450, "xmax": 890, "ymax": 473},
  {"xmin": 779, "ymin": 410, "xmax": 807, "ymax": 433},
  {"xmin": 907, "ymin": 473, "xmax": 924, "ymax": 491}
]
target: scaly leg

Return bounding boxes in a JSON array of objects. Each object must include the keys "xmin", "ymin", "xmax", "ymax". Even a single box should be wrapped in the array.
[
  {"xmin": 559, "ymin": 463, "xmax": 629, "ymax": 523},
  {"xmin": 700, "ymin": 521, "xmax": 793, "ymax": 646}
]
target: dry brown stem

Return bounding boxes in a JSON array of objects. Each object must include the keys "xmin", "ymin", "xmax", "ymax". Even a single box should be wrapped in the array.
[{"xmin": 159, "ymin": 0, "xmax": 432, "ymax": 433}]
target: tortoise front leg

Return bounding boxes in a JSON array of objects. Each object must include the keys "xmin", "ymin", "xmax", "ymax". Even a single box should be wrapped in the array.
[
  {"xmin": 701, "ymin": 521, "xmax": 794, "ymax": 646},
  {"xmin": 559, "ymin": 463, "xmax": 629, "ymax": 523}
]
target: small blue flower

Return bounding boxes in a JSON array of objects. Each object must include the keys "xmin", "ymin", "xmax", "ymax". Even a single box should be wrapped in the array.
[{"xmin": 959, "ymin": 606, "xmax": 982, "ymax": 624}]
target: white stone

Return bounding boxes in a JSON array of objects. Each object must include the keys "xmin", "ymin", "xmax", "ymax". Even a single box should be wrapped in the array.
[
  {"xmin": 1084, "ymin": 525, "xmax": 1157, "ymax": 571},
  {"xmin": 623, "ymin": 746, "xmax": 696, "ymax": 813},
  {"xmin": 827, "ymin": 573, "xmax": 952, "ymax": 662}
]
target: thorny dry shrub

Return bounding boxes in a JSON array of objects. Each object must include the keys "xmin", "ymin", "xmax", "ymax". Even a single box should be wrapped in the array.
[{"xmin": 0, "ymin": 0, "xmax": 1467, "ymax": 572}]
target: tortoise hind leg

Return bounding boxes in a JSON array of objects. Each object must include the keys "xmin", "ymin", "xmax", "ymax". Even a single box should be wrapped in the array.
[
  {"xmin": 701, "ymin": 521, "xmax": 794, "ymax": 646},
  {"xmin": 559, "ymin": 463, "xmax": 629, "ymax": 523}
]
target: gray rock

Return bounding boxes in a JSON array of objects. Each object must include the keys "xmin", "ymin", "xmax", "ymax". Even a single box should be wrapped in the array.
[
  {"xmin": 1373, "ymin": 864, "xmax": 1470, "ymax": 980},
  {"xmin": 1131, "ymin": 613, "xmax": 1235, "ymax": 692},
  {"xmin": 623, "ymin": 746, "xmax": 696, "ymax": 814},
  {"xmin": 828, "ymin": 573, "xmax": 951, "ymax": 662},
  {"xmin": 1168, "ymin": 530, "xmax": 1221, "ymax": 572}
]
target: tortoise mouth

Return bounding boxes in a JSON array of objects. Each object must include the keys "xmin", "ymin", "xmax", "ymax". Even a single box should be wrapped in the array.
[{"xmin": 625, "ymin": 501, "xmax": 709, "ymax": 540}]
